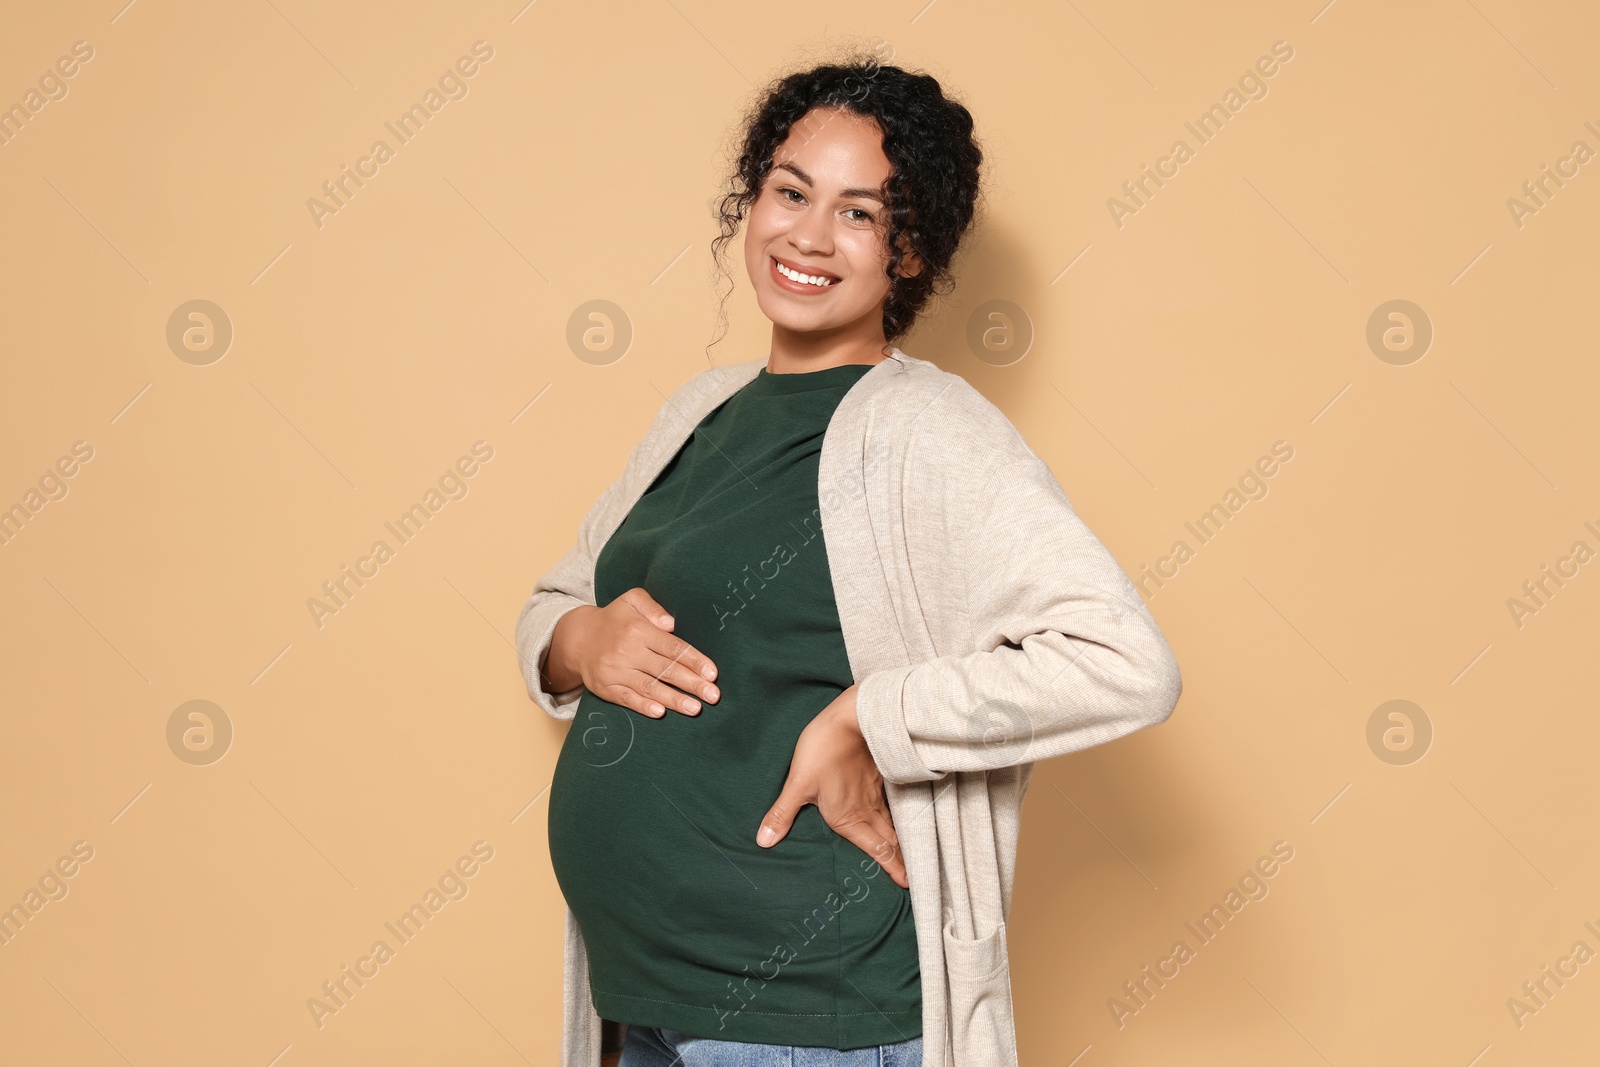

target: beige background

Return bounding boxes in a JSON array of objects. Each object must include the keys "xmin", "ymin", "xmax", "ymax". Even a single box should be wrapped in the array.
[{"xmin": 2, "ymin": 0, "xmax": 1597, "ymax": 1064}]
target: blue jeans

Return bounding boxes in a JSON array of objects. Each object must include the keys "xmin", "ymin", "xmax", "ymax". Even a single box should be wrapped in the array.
[{"xmin": 617, "ymin": 1024, "xmax": 924, "ymax": 1066}]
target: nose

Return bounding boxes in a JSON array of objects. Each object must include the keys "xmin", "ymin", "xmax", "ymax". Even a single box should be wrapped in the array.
[{"xmin": 788, "ymin": 201, "xmax": 834, "ymax": 257}]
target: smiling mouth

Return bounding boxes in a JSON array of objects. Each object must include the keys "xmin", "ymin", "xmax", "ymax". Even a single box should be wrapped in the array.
[{"xmin": 771, "ymin": 255, "xmax": 840, "ymax": 289}]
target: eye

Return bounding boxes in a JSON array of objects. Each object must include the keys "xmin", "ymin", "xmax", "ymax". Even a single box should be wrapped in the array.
[
  {"xmin": 776, "ymin": 186, "xmax": 805, "ymax": 204},
  {"xmin": 845, "ymin": 207, "xmax": 875, "ymax": 223}
]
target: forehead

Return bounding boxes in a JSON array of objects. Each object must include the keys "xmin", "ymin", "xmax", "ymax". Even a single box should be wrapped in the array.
[{"xmin": 769, "ymin": 108, "xmax": 891, "ymax": 189}]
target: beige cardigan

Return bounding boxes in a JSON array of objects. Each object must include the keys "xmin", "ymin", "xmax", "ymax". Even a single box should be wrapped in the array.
[{"xmin": 515, "ymin": 347, "xmax": 1183, "ymax": 1066}]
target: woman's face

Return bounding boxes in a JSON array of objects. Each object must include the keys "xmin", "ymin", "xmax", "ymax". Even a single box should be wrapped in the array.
[{"xmin": 742, "ymin": 107, "xmax": 916, "ymax": 339}]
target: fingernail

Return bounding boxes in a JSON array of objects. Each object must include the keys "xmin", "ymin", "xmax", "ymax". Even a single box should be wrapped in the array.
[
  {"xmin": 685, "ymin": 698, "xmax": 700, "ymax": 713},
  {"xmin": 662, "ymin": 615, "xmax": 674, "ymax": 627},
  {"xmin": 701, "ymin": 664, "xmax": 716, "ymax": 680},
  {"xmin": 703, "ymin": 685, "xmax": 718, "ymax": 701},
  {"xmin": 757, "ymin": 825, "xmax": 776, "ymax": 847}
]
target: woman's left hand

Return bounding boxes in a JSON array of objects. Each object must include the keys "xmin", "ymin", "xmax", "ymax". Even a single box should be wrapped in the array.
[{"xmin": 756, "ymin": 685, "xmax": 910, "ymax": 889}]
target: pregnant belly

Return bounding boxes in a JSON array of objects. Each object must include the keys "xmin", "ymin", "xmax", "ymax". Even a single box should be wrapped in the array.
[{"xmin": 547, "ymin": 692, "xmax": 847, "ymax": 956}]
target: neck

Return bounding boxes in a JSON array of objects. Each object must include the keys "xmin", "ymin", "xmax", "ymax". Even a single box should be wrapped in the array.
[{"xmin": 766, "ymin": 321, "xmax": 893, "ymax": 374}]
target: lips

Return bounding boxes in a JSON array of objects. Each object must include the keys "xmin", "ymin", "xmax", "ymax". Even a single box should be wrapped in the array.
[
  {"xmin": 774, "ymin": 256, "xmax": 840, "ymax": 282},
  {"xmin": 771, "ymin": 254, "xmax": 844, "ymax": 292}
]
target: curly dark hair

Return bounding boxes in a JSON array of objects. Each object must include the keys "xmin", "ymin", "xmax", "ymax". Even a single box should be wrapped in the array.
[{"xmin": 708, "ymin": 52, "xmax": 984, "ymax": 355}]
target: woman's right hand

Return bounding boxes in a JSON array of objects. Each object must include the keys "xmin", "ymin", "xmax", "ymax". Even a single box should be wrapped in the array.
[{"xmin": 546, "ymin": 588, "xmax": 720, "ymax": 718}]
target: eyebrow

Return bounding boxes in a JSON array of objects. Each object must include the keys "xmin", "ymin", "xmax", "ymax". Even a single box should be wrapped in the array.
[{"xmin": 773, "ymin": 160, "xmax": 885, "ymax": 204}]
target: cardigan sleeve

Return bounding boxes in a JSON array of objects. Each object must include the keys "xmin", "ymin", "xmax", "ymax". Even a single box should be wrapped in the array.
[
  {"xmin": 514, "ymin": 402, "xmax": 677, "ymax": 721},
  {"xmin": 853, "ymin": 381, "xmax": 1183, "ymax": 785}
]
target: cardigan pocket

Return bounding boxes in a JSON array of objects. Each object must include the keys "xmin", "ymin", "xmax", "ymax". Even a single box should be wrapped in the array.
[{"xmin": 942, "ymin": 917, "xmax": 1020, "ymax": 1066}]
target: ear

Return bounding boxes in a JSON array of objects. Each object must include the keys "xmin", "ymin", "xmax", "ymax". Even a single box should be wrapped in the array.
[{"xmin": 893, "ymin": 233, "xmax": 926, "ymax": 279}]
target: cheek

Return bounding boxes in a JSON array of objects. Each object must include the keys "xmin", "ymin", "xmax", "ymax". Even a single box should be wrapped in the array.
[
  {"xmin": 744, "ymin": 206, "xmax": 778, "ymax": 257},
  {"xmin": 843, "ymin": 234, "xmax": 893, "ymax": 291},
  {"xmin": 747, "ymin": 196, "xmax": 784, "ymax": 236}
]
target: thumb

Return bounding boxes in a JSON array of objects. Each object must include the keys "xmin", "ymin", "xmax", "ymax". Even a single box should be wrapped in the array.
[
  {"xmin": 757, "ymin": 779, "xmax": 805, "ymax": 848},
  {"xmin": 624, "ymin": 587, "xmax": 674, "ymax": 630}
]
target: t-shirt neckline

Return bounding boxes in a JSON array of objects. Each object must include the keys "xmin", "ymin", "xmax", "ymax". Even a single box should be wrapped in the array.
[{"xmin": 747, "ymin": 358, "xmax": 883, "ymax": 396}]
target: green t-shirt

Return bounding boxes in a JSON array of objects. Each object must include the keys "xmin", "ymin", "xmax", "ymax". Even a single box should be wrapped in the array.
[{"xmin": 548, "ymin": 360, "xmax": 922, "ymax": 1049}]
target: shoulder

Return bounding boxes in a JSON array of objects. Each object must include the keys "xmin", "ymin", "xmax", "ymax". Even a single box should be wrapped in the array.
[
  {"xmin": 643, "ymin": 356, "xmax": 764, "ymax": 438},
  {"xmin": 668, "ymin": 355, "xmax": 764, "ymax": 406},
  {"xmin": 872, "ymin": 351, "xmax": 1037, "ymax": 471},
  {"xmin": 878, "ymin": 358, "xmax": 1084, "ymax": 543}
]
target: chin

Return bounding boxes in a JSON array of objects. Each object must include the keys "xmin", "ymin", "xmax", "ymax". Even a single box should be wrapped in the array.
[{"xmin": 755, "ymin": 296, "xmax": 836, "ymax": 333}]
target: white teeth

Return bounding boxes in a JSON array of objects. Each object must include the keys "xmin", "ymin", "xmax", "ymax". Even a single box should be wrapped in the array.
[{"xmin": 775, "ymin": 259, "xmax": 834, "ymax": 287}]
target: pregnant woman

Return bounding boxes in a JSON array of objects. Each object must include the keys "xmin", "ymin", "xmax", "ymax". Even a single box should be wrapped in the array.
[{"xmin": 516, "ymin": 54, "xmax": 1183, "ymax": 1067}]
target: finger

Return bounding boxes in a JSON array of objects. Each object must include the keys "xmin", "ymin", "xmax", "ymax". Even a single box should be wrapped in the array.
[
  {"xmin": 594, "ymin": 621, "xmax": 712, "ymax": 716},
  {"xmin": 852, "ymin": 810, "xmax": 909, "ymax": 889},
  {"xmin": 643, "ymin": 626, "xmax": 719, "ymax": 687},
  {"xmin": 621, "ymin": 587, "xmax": 676, "ymax": 631},
  {"xmin": 592, "ymin": 678, "xmax": 667, "ymax": 719},
  {"xmin": 641, "ymin": 641, "xmax": 721, "ymax": 709},
  {"xmin": 625, "ymin": 668, "xmax": 704, "ymax": 717},
  {"xmin": 757, "ymin": 779, "xmax": 807, "ymax": 848}
]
